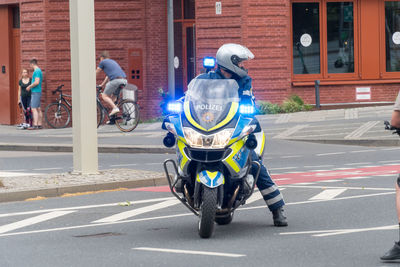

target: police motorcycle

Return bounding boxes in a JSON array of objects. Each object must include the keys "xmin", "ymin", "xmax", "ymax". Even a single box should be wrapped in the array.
[
  {"xmin": 162, "ymin": 66, "xmax": 262, "ymax": 239},
  {"xmin": 384, "ymin": 121, "xmax": 400, "ymax": 136}
]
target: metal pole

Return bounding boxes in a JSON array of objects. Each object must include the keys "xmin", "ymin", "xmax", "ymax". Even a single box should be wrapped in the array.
[
  {"xmin": 69, "ymin": 0, "xmax": 98, "ymax": 174},
  {"xmin": 167, "ymin": 0, "xmax": 175, "ymax": 99},
  {"xmin": 315, "ymin": 80, "xmax": 320, "ymax": 109}
]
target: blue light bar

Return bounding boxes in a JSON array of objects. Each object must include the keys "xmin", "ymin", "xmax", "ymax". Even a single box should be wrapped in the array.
[
  {"xmin": 203, "ymin": 57, "xmax": 216, "ymax": 68},
  {"xmin": 167, "ymin": 101, "xmax": 183, "ymax": 113},
  {"xmin": 239, "ymin": 105, "xmax": 255, "ymax": 115}
]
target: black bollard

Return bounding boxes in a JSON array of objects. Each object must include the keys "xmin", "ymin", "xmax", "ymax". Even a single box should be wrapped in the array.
[{"xmin": 315, "ymin": 80, "xmax": 320, "ymax": 109}]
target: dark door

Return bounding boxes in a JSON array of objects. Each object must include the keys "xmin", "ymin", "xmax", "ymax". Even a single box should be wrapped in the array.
[{"xmin": 183, "ymin": 23, "xmax": 195, "ymax": 88}]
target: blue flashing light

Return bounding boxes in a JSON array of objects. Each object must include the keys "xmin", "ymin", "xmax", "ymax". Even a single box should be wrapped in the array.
[
  {"xmin": 167, "ymin": 101, "xmax": 183, "ymax": 113},
  {"xmin": 239, "ymin": 105, "xmax": 255, "ymax": 115},
  {"xmin": 203, "ymin": 57, "xmax": 216, "ymax": 68}
]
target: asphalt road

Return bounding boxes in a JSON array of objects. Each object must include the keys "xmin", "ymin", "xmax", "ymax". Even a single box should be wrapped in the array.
[
  {"xmin": 0, "ymin": 139, "xmax": 399, "ymax": 176},
  {"xmin": 0, "ymin": 140, "xmax": 399, "ymax": 266}
]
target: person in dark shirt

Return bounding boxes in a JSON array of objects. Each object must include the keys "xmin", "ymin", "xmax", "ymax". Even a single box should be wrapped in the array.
[
  {"xmin": 17, "ymin": 69, "xmax": 32, "ymax": 129},
  {"xmin": 96, "ymin": 51, "xmax": 127, "ymax": 116},
  {"xmin": 197, "ymin": 43, "xmax": 288, "ymax": 226}
]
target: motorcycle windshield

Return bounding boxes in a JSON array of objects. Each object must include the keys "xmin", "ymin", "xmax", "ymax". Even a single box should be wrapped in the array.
[{"xmin": 184, "ymin": 79, "xmax": 239, "ymax": 131}]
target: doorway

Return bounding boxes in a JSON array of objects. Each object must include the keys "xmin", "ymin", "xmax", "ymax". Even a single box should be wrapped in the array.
[
  {"xmin": 0, "ymin": 5, "xmax": 20, "ymax": 125},
  {"xmin": 174, "ymin": 0, "xmax": 195, "ymax": 98}
]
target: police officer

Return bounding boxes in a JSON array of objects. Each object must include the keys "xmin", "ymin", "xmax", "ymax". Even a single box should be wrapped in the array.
[
  {"xmin": 381, "ymin": 91, "xmax": 400, "ymax": 261},
  {"xmin": 198, "ymin": 43, "xmax": 287, "ymax": 226}
]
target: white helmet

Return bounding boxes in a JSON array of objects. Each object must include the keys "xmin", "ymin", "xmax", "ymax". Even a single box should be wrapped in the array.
[{"xmin": 216, "ymin": 43, "xmax": 254, "ymax": 78}]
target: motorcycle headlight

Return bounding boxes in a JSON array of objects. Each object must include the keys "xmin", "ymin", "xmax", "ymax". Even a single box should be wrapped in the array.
[{"xmin": 183, "ymin": 127, "xmax": 234, "ymax": 149}]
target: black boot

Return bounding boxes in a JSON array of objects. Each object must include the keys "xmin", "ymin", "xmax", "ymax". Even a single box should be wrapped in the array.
[
  {"xmin": 381, "ymin": 242, "xmax": 400, "ymax": 261},
  {"xmin": 272, "ymin": 207, "xmax": 288, "ymax": 227}
]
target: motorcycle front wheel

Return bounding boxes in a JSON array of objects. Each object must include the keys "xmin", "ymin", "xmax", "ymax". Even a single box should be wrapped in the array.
[{"xmin": 198, "ymin": 186, "xmax": 218, "ymax": 238}]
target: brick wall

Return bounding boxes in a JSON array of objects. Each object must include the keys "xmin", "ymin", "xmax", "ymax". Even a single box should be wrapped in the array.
[{"xmin": 19, "ymin": 0, "xmax": 168, "ymax": 120}]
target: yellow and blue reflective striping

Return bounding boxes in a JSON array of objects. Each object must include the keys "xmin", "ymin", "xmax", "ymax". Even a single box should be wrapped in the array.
[
  {"xmin": 177, "ymin": 140, "xmax": 190, "ymax": 170},
  {"xmin": 184, "ymin": 101, "xmax": 207, "ymax": 132},
  {"xmin": 197, "ymin": 170, "xmax": 225, "ymax": 188},
  {"xmin": 223, "ymin": 139, "xmax": 246, "ymax": 173}
]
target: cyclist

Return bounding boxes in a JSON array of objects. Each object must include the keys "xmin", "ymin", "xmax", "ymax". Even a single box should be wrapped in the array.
[
  {"xmin": 381, "ymin": 91, "xmax": 400, "ymax": 261},
  {"xmin": 197, "ymin": 43, "xmax": 288, "ymax": 227},
  {"xmin": 96, "ymin": 51, "xmax": 127, "ymax": 116}
]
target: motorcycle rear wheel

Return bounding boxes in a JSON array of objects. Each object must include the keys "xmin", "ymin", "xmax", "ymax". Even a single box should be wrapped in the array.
[{"xmin": 198, "ymin": 187, "xmax": 218, "ymax": 238}]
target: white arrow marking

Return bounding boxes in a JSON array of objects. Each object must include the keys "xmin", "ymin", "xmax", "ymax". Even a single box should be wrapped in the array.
[
  {"xmin": 0, "ymin": 210, "xmax": 76, "ymax": 234},
  {"xmin": 132, "ymin": 247, "xmax": 246, "ymax": 258},
  {"xmin": 92, "ymin": 199, "xmax": 179, "ymax": 223},
  {"xmin": 309, "ymin": 189, "xmax": 347, "ymax": 200}
]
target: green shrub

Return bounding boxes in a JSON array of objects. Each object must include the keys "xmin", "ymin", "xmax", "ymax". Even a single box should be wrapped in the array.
[
  {"xmin": 257, "ymin": 95, "xmax": 312, "ymax": 114},
  {"xmin": 256, "ymin": 101, "xmax": 282, "ymax": 114}
]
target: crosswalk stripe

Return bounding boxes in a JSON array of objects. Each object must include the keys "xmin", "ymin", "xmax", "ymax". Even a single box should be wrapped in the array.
[
  {"xmin": 92, "ymin": 199, "xmax": 179, "ymax": 223},
  {"xmin": 309, "ymin": 189, "xmax": 347, "ymax": 200},
  {"xmin": 0, "ymin": 197, "xmax": 175, "ymax": 218},
  {"xmin": 0, "ymin": 210, "xmax": 76, "ymax": 234}
]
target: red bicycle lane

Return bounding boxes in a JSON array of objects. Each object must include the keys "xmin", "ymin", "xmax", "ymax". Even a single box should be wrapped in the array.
[{"xmin": 130, "ymin": 164, "xmax": 400, "ymax": 192}]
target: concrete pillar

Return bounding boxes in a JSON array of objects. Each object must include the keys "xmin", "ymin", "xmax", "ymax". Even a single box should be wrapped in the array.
[{"xmin": 69, "ymin": 0, "xmax": 98, "ymax": 174}]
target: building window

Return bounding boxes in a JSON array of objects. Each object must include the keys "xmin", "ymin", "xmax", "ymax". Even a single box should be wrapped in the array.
[
  {"xmin": 385, "ymin": 1, "xmax": 400, "ymax": 72},
  {"xmin": 12, "ymin": 6, "xmax": 20, "ymax": 29},
  {"xmin": 292, "ymin": 3, "xmax": 320, "ymax": 75},
  {"xmin": 327, "ymin": 2, "xmax": 354, "ymax": 74}
]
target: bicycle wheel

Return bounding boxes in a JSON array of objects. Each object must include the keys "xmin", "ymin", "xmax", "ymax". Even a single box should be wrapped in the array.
[
  {"xmin": 97, "ymin": 102, "xmax": 104, "ymax": 128},
  {"xmin": 45, "ymin": 103, "xmax": 71, "ymax": 128},
  {"xmin": 115, "ymin": 100, "xmax": 139, "ymax": 132}
]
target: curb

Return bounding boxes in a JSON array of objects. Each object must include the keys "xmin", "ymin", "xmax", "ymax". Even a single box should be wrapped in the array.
[
  {"xmin": 287, "ymin": 138, "xmax": 400, "ymax": 147},
  {"xmin": 0, "ymin": 143, "xmax": 174, "ymax": 154},
  {"xmin": 0, "ymin": 176, "xmax": 168, "ymax": 203}
]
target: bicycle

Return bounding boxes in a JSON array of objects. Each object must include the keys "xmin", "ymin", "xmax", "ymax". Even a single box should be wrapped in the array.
[
  {"xmin": 44, "ymin": 85, "xmax": 72, "ymax": 128},
  {"xmin": 96, "ymin": 84, "xmax": 140, "ymax": 132}
]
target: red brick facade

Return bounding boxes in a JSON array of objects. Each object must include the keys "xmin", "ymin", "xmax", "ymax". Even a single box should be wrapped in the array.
[{"xmin": 0, "ymin": 0, "xmax": 398, "ymax": 125}]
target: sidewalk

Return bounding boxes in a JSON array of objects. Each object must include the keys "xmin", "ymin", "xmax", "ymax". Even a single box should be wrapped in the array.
[{"xmin": 0, "ymin": 105, "xmax": 398, "ymax": 202}]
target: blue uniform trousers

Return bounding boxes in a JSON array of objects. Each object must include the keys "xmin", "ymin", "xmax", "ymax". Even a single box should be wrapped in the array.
[{"xmin": 251, "ymin": 151, "xmax": 285, "ymax": 212}]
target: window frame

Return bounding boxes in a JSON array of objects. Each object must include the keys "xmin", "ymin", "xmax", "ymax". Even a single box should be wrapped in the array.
[
  {"xmin": 379, "ymin": 0, "xmax": 400, "ymax": 78},
  {"xmin": 291, "ymin": 0, "xmax": 359, "ymax": 83}
]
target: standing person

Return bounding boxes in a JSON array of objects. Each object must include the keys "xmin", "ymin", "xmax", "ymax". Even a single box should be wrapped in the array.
[
  {"xmin": 26, "ymin": 59, "xmax": 43, "ymax": 130},
  {"xmin": 381, "ymin": 91, "xmax": 400, "ymax": 261},
  {"xmin": 197, "ymin": 43, "xmax": 288, "ymax": 226},
  {"xmin": 17, "ymin": 69, "xmax": 32, "ymax": 129},
  {"xmin": 96, "ymin": 51, "xmax": 127, "ymax": 116}
]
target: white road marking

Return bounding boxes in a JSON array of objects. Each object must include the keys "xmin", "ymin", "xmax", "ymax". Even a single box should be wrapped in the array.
[
  {"xmin": 379, "ymin": 160, "xmax": 400, "ymax": 163},
  {"xmin": 316, "ymin": 179, "xmax": 341, "ymax": 183},
  {"xmin": 275, "ymin": 114, "xmax": 291, "ymax": 124},
  {"xmin": 303, "ymin": 165, "xmax": 334, "ymax": 168},
  {"xmin": 92, "ymin": 199, "xmax": 179, "ymax": 223},
  {"xmin": 0, "ymin": 211, "xmax": 76, "ymax": 234},
  {"xmin": 349, "ymin": 150, "xmax": 376, "ymax": 153},
  {"xmin": 316, "ymin": 152, "xmax": 346, "ymax": 156},
  {"xmin": 274, "ymin": 178, "xmax": 291, "ymax": 181},
  {"xmin": 283, "ymin": 184, "xmax": 394, "ymax": 191},
  {"xmin": 33, "ymin": 167, "xmax": 62, "ymax": 171},
  {"xmin": 0, "ymin": 169, "xmax": 27, "ymax": 172},
  {"xmin": 0, "ymin": 197, "xmax": 175, "ymax": 218},
  {"xmin": 280, "ymin": 225, "xmax": 397, "ymax": 237},
  {"xmin": 109, "ymin": 163, "xmax": 138, "ymax": 167},
  {"xmin": 132, "ymin": 247, "xmax": 246, "ymax": 258},
  {"xmin": 0, "ymin": 172, "xmax": 43, "ymax": 177},
  {"xmin": 273, "ymin": 125, "xmax": 309, "ymax": 139},
  {"xmin": 245, "ymin": 188, "xmax": 286, "ymax": 205},
  {"xmin": 344, "ymin": 109, "xmax": 358, "ymax": 120},
  {"xmin": 344, "ymin": 162, "xmax": 372, "ymax": 166},
  {"xmin": 309, "ymin": 189, "xmax": 347, "ymax": 200},
  {"xmin": 0, "ymin": 190, "xmax": 393, "ymax": 238},
  {"xmin": 344, "ymin": 121, "xmax": 380, "ymax": 139},
  {"xmin": 381, "ymin": 147, "xmax": 400, "ymax": 151},
  {"xmin": 269, "ymin": 167, "xmax": 297, "ymax": 171},
  {"xmin": 280, "ymin": 155, "xmax": 302, "ymax": 159}
]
